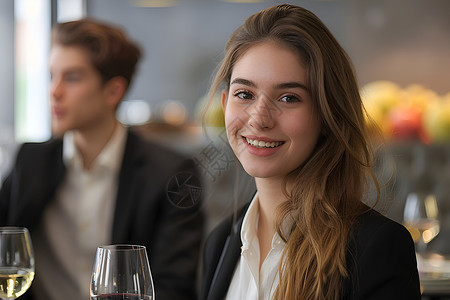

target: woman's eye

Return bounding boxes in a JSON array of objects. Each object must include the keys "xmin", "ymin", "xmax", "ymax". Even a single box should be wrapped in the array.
[
  {"xmin": 280, "ymin": 95, "xmax": 300, "ymax": 103},
  {"xmin": 234, "ymin": 91, "xmax": 254, "ymax": 100}
]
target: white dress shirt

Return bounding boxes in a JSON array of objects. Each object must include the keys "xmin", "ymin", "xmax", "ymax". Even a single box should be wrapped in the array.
[
  {"xmin": 32, "ymin": 124, "xmax": 127, "ymax": 300},
  {"xmin": 225, "ymin": 194, "xmax": 288, "ymax": 300}
]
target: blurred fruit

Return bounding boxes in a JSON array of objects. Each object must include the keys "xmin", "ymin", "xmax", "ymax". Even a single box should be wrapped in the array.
[
  {"xmin": 361, "ymin": 80, "xmax": 402, "ymax": 115},
  {"xmin": 361, "ymin": 80, "xmax": 402, "ymax": 139},
  {"xmin": 360, "ymin": 81, "xmax": 449, "ymax": 144},
  {"xmin": 388, "ymin": 84, "xmax": 438, "ymax": 143},
  {"xmin": 423, "ymin": 94, "xmax": 450, "ymax": 143},
  {"xmin": 388, "ymin": 104, "xmax": 423, "ymax": 140},
  {"xmin": 363, "ymin": 100, "xmax": 393, "ymax": 139},
  {"xmin": 195, "ymin": 93, "xmax": 225, "ymax": 127},
  {"xmin": 400, "ymin": 84, "xmax": 439, "ymax": 114}
]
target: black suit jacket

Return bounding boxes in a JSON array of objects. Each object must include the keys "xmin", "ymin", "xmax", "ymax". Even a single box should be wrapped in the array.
[
  {"xmin": 200, "ymin": 204, "xmax": 421, "ymax": 300},
  {"xmin": 0, "ymin": 130, "xmax": 204, "ymax": 300}
]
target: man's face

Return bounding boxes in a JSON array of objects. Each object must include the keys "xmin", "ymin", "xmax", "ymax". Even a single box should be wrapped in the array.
[{"xmin": 49, "ymin": 45, "xmax": 114, "ymax": 136}]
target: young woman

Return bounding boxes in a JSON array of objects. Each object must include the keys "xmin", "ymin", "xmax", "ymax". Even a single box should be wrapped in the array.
[{"xmin": 200, "ymin": 4, "xmax": 420, "ymax": 300}]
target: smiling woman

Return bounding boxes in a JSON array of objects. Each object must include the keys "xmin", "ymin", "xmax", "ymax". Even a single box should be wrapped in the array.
[
  {"xmin": 222, "ymin": 41, "xmax": 321, "ymax": 180},
  {"xmin": 200, "ymin": 4, "xmax": 421, "ymax": 300}
]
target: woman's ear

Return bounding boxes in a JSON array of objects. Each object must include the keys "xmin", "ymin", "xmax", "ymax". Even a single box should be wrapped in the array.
[
  {"xmin": 105, "ymin": 76, "xmax": 127, "ymax": 110},
  {"xmin": 221, "ymin": 90, "xmax": 228, "ymax": 113}
]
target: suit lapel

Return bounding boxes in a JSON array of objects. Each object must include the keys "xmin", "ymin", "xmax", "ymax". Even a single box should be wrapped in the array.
[
  {"xmin": 207, "ymin": 213, "xmax": 244, "ymax": 300},
  {"xmin": 111, "ymin": 131, "xmax": 144, "ymax": 243}
]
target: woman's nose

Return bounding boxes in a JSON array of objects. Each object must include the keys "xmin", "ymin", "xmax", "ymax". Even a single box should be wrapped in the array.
[{"xmin": 247, "ymin": 98, "xmax": 276, "ymax": 130}]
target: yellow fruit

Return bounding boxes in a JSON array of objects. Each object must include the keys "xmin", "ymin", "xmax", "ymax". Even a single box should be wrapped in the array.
[
  {"xmin": 361, "ymin": 80, "xmax": 402, "ymax": 117},
  {"xmin": 361, "ymin": 80, "xmax": 402, "ymax": 139},
  {"xmin": 423, "ymin": 97, "xmax": 450, "ymax": 143},
  {"xmin": 400, "ymin": 84, "xmax": 439, "ymax": 114},
  {"xmin": 363, "ymin": 101, "xmax": 392, "ymax": 139},
  {"xmin": 195, "ymin": 93, "xmax": 225, "ymax": 127}
]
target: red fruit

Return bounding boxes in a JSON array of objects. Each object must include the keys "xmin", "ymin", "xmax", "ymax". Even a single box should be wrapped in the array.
[{"xmin": 388, "ymin": 106, "xmax": 423, "ymax": 140}]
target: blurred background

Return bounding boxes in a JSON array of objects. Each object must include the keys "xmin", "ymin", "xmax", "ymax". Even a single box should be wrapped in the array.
[{"xmin": 1, "ymin": 1, "xmax": 450, "ymax": 292}]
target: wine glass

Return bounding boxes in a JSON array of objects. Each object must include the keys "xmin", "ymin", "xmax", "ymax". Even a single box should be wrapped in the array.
[
  {"xmin": 403, "ymin": 191, "xmax": 440, "ymax": 253},
  {"xmin": 90, "ymin": 245, "xmax": 155, "ymax": 300},
  {"xmin": 0, "ymin": 227, "xmax": 35, "ymax": 299}
]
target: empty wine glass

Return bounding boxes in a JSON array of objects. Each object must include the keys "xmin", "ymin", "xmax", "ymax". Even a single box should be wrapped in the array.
[
  {"xmin": 90, "ymin": 245, "xmax": 155, "ymax": 300},
  {"xmin": 403, "ymin": 191, "xmax": 440, "ymax": 253},
  {"xmin": 0, "ymin": 227, "xmax": 35, "ymax": 299}
]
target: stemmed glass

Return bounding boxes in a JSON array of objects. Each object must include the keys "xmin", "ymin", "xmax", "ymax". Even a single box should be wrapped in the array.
[
  {"xmin": 90, "ymin": 245, "xmax": 155, "ymax": 300},
  {"xmin": 0, "ymin": 227, "xmax": 35, "ymax": 299},
  {"xmin": 403, "ymin": 191, "xmax": 440, "ymax": 253}
]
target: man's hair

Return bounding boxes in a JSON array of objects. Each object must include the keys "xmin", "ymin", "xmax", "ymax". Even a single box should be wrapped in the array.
[{"xmin": 51, "ymin": 18, "xmax": 142, "ymax": 91}]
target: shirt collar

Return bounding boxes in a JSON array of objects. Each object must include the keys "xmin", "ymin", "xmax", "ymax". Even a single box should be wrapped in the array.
[
  {"xmin": 62, "ymin": 132, "xmax": 80, "ymax": 169},
  {"xmin": 62, "ymin": 123, "xmax": 127, "ymax": 173},
  {"xmin": 241, "ymin": 193, "xmax": 260, "ymax": 251},
  {"xmin": 241, "ymin": 192, "xmax": 293, "ymax": 250}
]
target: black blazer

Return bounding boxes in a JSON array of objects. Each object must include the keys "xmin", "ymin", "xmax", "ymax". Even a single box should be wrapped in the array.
[
  {"xmin": 0, "ymin": 130, "xmax": 204, "ymax": 300},
  {"xmin": 200, "ymin": 204, "xmax": 421, "ymax": 300}
]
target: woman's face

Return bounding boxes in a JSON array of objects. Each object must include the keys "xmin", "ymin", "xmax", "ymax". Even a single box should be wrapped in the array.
[{"xmin": 222, "ymin": 41, "xmax": 322, "ymax": 181}]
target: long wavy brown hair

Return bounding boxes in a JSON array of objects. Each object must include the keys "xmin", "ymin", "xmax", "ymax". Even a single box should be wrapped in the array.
[{"xmin": 206, "ymin": 4, "xmax": 380, "ymax": 299}]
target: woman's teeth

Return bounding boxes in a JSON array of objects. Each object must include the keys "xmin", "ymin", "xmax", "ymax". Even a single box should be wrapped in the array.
[{"xmin": 245, "ymin": 137, "xmax": 284, "ymax": 148}]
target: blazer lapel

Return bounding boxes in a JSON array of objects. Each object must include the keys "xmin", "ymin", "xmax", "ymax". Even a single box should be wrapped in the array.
[
  {"xmin": 207, "ymin": 214, "xmax": 244, "ymax": 300},
  {"xmin": 111, "ymin": 131, "xmax": 144, "ymax": 243}
]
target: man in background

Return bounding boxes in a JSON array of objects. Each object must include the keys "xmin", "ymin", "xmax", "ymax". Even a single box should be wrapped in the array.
[{"xmin": 0, "ymin": 18, "xmax": 203, "ymax": 300}]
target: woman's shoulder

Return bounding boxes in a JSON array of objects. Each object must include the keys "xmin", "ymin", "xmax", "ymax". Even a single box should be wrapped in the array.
[
  {"xmin": 353, "ymin": 207, "xmax": 411, "ymax": 245},
  {"xmin": 350, "ymin": 205, "xmax": 417, "ymax": 261},
  {"xmin": 345, "ymin": 206, "xmax": 421, "ymax": 299}
]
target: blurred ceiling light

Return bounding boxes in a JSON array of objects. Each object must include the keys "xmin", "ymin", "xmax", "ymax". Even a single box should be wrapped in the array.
[
  {"xmin": 117, "ymin": 99, "xmax": 151, "ymax": 125},
  {"xmin": 162, "ymin": 101, "xmax": 187, "ymax": 126},
  {"xmin": 130, "ymin": 0, "xmax": 180, "ymax": 7}
]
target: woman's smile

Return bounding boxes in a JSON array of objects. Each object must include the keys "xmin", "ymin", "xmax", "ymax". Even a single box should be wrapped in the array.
[
  {"xmin": 244, "ymin": 136, "xmax": 285, "ymax": 148},
  {"xmin": 241, "ymin": 135, "xmax": 286, "ymax": 157}
]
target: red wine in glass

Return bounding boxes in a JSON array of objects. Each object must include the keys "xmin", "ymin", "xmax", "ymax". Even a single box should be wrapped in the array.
[{"xmin": 91, "ymin": 293, "xmax": 152, "ymax": 300}]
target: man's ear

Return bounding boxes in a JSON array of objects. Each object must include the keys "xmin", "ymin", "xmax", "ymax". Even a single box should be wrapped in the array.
[
  {"xmin": 221, "ymin": 90, "xmax": 227, "ymax": 113},
  {"xmin": 105, "ymin": 76, "xmax": 127, "ymax": 110}
]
